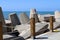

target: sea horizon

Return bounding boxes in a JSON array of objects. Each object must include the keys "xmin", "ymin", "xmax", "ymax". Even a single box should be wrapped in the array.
[{"xmin": 3, "ymin": 11, "xmax": 54, "ymax": 19}]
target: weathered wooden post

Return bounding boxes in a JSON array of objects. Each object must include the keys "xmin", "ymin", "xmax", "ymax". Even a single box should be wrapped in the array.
[
  {"xmin": 50, "ymin": 16, "xmax": 53, "ymax": 32},
  {"xmin": 30, "ymin": 15, "xmax": 35, "ymax": 39},
  {"xmin": 0, "ymin": 21, "xmax": 3, "ymax": 40},
  {"xmin": 30, "ymin": 9, "xmax": 36, "ymax": 39}
]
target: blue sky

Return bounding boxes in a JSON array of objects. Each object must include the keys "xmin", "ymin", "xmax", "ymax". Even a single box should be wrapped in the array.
[{"xmin": 0, "ymin": 0, "xmax": 60, "ymax": 11}]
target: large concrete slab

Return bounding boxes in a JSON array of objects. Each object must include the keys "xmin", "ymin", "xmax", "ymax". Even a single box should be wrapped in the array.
[
  {"xmin": 36, "ymin": 31, "xmax": 60, "ymax": 40},
  {"xmin": 5, "ymin": 20, "xmax": 11, "ymax": 24},
  {"xmin": 0, "ymin": 7, "xmax": 5, "ymax": 25},
  {"xmin": 20, "ymin": 12, "xmax": 29, "ymax": 24},
  {"xmin": 3, "ymin": 34, "xmax": 25, "ymax": 40},
  {"xmin": 47, "ymin": 22, "xmax": 60, "ymax": 30},
  {"xmin": 30, "ymin": 9, "xmax": 39, "ymax": 23},
  {"xmin": 41, "ymin": 22, "xmax": 60, "ymax": 29},
  {"xmin": 9, "ymin": 13, "xmax": 21, "ymax": 26},
  {"xmin": 0, "ymin": 7, "xmax": 7, "ymax": 33},
  {"xmin": 14, "ymin": 23, "xmax": 48, "ymax": 39}
]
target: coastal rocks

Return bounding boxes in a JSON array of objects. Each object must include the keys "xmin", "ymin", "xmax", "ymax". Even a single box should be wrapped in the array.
[
  {"xmin": 14, "ymin": 22, "xmax": 48, "ymax": 39},
  {"xmin": 55, "ymin": 11, "xmax": 60, "ymax": 22},
  {"xmin": 36, "ymin": 31, "xmax": 60, "ymax": 40},
  {"xmin": 0, "ymin": 7, "xmax": 8, "ymax": 33},
  {"xmin": 46, "ymin": 22, "xmax": 60, "ymax": 30},
  {"xmin": 3, "ymin": 34, "xmax": 25, "ymax": 40},
  {"xmin": 0, "ymin": 7, "xmax": 5, "ymax": 25},
  {"xmin": 9, "ymin": 13, "xmax": 21, "ymax": 26},
  {"xmin": 38, "ymin": 14, "xmax": 55, "ymax": 22},
  {"xmin": 30, "ymin": 9, "xmax": 39, "ymax": 23},
  {"xmin": 20, "ymin": 12, "xmax": 29, "ymax": 24},
  {"xmin": 5, "ymin": 20, "xmax": 11, "ymax": 26},
  {"xmin": 38, "ymin": 14, "xmax": 44, "ymax": 22}
]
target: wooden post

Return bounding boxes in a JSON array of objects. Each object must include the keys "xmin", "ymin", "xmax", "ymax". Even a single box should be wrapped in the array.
[
  {"xmin": 0, "ymin": 21, "xmax": 3, "ymax": 40},
  {"xmin": 50, "ymin": 16, "xmax": 53, "ymax": 32},
  {"xmin": 30, "ymin": 18, "xmax": 35, "ymax": 39}
]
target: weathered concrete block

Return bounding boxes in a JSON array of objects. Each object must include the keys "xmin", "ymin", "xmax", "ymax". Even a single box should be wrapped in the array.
[
  {"xmin": 20, "ymin": 12, "xmax": 29, "ymax": 24},
  {"xmin": 9, "ymin": 13, "xmax": 20, "ymax": 26},
  {"xmin": 30, "ymin": 9, "xmax": 39, "ymax": 23},
  {"xmin": 0, "ymin": 7, "xmax": 5, "ymax": 25},
  {"xmin": 0, "ymin": 7, "xmax": 7, "ymax": 33}
]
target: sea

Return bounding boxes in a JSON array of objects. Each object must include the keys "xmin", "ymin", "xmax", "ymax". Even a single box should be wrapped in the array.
[{"xmin": 3, "ymin": 11, "xmax": 54, "ymax": 19}]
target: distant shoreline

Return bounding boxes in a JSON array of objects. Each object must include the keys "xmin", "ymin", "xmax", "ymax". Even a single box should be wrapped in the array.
[{"xmin": 3, "ymin": 11, "xmax": 54, "ymax": 19}]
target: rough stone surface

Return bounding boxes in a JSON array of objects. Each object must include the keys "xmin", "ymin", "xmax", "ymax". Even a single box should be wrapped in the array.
[
  {"xmin": 30, "ymin": 9, "xmax": 39, "ymax": 23},
  {"xmin": 20, "ymin": 12, "xmax": 29, "ymax": 24},
  {"xmin": 0, "ymin": 7, "xmax": 5, "ymax": 25},
  {"xmin": 9, "ymin": 13, "xmax": 21, "ymax": 26}
]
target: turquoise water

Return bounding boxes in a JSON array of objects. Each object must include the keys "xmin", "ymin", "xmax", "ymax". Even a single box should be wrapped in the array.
[{"xmin": 3, "ymin": 11, "xmax": 54, "ymax": 19}]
